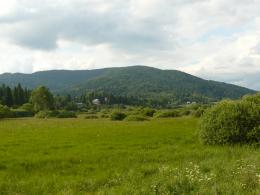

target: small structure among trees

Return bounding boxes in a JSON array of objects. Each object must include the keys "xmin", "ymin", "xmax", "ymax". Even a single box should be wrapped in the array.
[{"xmin": 92, "ymin": 99, "xmax": 101, "ymax": 105}]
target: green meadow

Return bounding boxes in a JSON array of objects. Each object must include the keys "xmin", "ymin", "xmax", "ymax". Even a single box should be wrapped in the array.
[{"xmin": 0, "ymin": 117, "xmax": 259, "ymax": 194}]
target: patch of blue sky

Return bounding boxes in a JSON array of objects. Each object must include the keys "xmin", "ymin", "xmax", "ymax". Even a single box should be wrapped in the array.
[{"xmin": 197, "ymin": 25, "xmax": 249, "ymax": 42}]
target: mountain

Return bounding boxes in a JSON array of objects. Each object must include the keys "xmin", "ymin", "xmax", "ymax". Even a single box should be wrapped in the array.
[{"xmin": 0, "ymin": 66, "xmax": 256, "ymax": 104}]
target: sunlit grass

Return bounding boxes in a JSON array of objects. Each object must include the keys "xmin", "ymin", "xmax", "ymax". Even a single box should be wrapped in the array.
[{"xmin": 0, "ymin": 117, "xmax": 259, "ymax": 194}]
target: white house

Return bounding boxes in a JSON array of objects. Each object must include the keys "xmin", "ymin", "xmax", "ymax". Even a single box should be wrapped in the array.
[{"xmin": 92, "ymin": 99, "xmax": 101, "ymax": 105}]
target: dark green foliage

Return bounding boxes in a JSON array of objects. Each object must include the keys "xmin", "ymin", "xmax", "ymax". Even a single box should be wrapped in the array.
[
  {"xmin": 11, "ymin": 109, "xmax": 34, "ymax": 118},
  {"xmin": 100, "ymin": 114, "xmax": 110, "ymax": 118},
  {"xmin": 0, "ymin": 66, "xmax": 255, "ymax": 106},
  {"xmin": 200, "ymin": 93, "xmax": 260, "ymax": 145},
  {"xmin": 35, "ymin": 110, "xmax": 77, "ymax": 119},
  {"xmin": 141, "ymin": 108, "xmax": 156, "ymax": 117},
  {"xmin": 111, "ymin": 112, "xmax": 127, "ymax": 121},
  {"xmin": 124, "ymin": 115, "xmax": 149, "ymax": 121},
  {"xmin": 0, "ymin": 105, "xmax": 13, "ymax": 118},
  {"xmin": 157, "ymin": 110, "xmax": 180, "ymax": 118},
  {"xmin": 0, "ymin": 105, "xmax": 33, "ymax": 118},
  {"xmin": 56, "ymin": 111, "xmax": 77, "ymax": 118},
  {"xmin": 0, "ymin": 84, "xmax": 30, "ymax": 107},
  {"xmin": 4, "ymin": 86, "xmax": 13, "ymax": 107},
  {"xmin": 85, "ymin": 115, "xmax": 99, "ymax": 119},
  {"xmin": 64, "ymin": 102, "xmax": 78, "ymax": 111}
]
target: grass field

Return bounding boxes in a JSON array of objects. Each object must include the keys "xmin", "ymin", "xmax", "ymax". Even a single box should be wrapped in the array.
[{"xmin": 0, "ymin": 117, "xmax": 259, "ymax": 194}]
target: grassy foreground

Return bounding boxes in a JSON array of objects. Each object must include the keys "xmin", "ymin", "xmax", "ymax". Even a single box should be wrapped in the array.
[{"xmin": 0, "ymin": 117, "xmax": 259, "ymax": 194}]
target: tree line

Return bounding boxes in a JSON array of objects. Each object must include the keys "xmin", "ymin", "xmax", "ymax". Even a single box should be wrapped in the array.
[
  {"xmin": 0, "ymin": 84, "xmax": 208, "ymax": 111},
  {"xmin": 0, "ymin": 84, "xmax": 31, "ymax": 107}
]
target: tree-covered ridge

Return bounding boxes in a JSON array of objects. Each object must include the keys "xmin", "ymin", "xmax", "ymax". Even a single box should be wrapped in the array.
[{"xmin": 0, "ymin": 66, "xmax": 256, "ymax": 105}]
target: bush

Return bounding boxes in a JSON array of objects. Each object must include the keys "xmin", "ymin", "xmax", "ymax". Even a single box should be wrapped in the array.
[
  {"xmin": 11, "ymin": 109, "xmax": 34, "ymax": 118},
  {"xmin": 35, "ymin": 111, "xmax": 52, "ymax": 119},
  {"xmin": 100, "ymin": 114, "xmax": 110, "ymax": 118},
  {"xmin": 124, "ymin": 115, "xmax": 149, "ymax": 121},
  {"xmin": 20, "ymin": 103, "xmax": 34, "ymax": 113},
  {"xmin": 85, "ymin": 115, "xmax": 99, "ymax": 119},
  {"xmin": 157, "ymin": 110, "xmax": 180, "ymax": 118},
  {"xmin": 111, "ymin": 111, "xmax": 127, "ymax": 121},
  {"xmin": 192, "ymin": 107, "xmax": 205, "ymax": 118},
  {"xmin": 200, "ymin": 96, "xmax": 260, "ymax": 145},
  {"xmin": 179, "ymin": 109, "xmax": 191, "ymax": 116},
  {"xmin": 142, "ymin": 108, "xmax": 156, "ymax": 117},
  {"xmin": 35, "ymin": 110, "xmax": 77, "ymax": 119},
  {"xmin": 57, "ymin": 111, "xmax": 77, "ymax": 118},
  {"xmin": 0, "ymin": 105, "xmax": 13, "ymax": 118}
]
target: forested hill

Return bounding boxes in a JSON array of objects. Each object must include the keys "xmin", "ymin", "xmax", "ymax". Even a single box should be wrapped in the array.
[{"xmin": 0, "ymin": 66, "xmax": 255, "ymax": 104}]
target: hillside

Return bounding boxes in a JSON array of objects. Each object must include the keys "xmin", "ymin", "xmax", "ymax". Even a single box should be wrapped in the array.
[{"xmin": 0, "ymin": 66, "xmax": 255, "ymax": 104}]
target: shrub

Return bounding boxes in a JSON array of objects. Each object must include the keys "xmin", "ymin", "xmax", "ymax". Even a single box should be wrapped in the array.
[
  {"xmin": 179, "ymin": 109, "xmax": 191, "ymax": 116},
  {"xmin": 157, "ymin": 110, "xmax": 180, "ymax": 118},
  {"xmin": 100, "ymin": 114, "xmax": 110, "ymax": 118},
  {"xmin": 35, "ymin": 111, "xmax": 52, "ymax": 119},
  {"xmin": 11, "ymin": 109, "xmax": 34, "ymax": 118},
  {"xmin": 124, "ymin": 115, "xmax": 149, "ymax": 121},
  {"xmin": 85, "ymin": 115, "xmax": 99, "ymax": 119},
  {"xmin": 200, "ymin": 97, "xmax": 260, "ymax": 145},
  {"xmin": 111, "ymin": 111, "xmax": 127, "ymax": 121},
  {"xmin": 142, "ymin": 108, "xmax": 156, "ymax": 117},
  {"xmin": 20, "ymin": 103, "xmax": 34, "ymax": 113},
  {"xmin": 0, "ymin": 105, "xmax": 13, "ymax": 118},
  {"xmin": 192, "ymin": 107, "xmax": 205, "ymax": 118},
  {"xmin": 56, "ymin": 111, "xmax": 77, "ymax": 118}
]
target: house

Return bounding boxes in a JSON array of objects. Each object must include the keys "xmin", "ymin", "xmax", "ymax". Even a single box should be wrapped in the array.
[{"xmin": 92, "ymin": 99, "xmax": 101, "ymax": 105}]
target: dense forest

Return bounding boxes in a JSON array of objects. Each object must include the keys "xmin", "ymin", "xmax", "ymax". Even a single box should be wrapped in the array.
[
  {"xmin": 0, "ymin": 84, "xmax": 179, "ymax": 109},
  {"xmin": 0, "ymin": 84, "xmax": 31, "ymax": 107},
  {"xmin": 0, "ymin": 66, "xmax": 255, "ymax": 105}
]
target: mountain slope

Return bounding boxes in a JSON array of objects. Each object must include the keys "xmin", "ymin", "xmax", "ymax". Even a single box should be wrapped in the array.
[{"xmin": 0, "ymin": 66, "xmax": 255, "ymax": 103}]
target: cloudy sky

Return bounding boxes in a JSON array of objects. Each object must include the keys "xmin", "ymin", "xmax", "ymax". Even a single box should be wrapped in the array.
[{"xmin": 0, "ymin": 0, "xmax": 260, "ymax": 90}]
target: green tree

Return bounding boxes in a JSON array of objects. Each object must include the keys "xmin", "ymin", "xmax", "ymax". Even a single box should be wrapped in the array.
[
  {"xmin": 4, "ymin": 86, "xmax": 13, "ymax": 107},
  {"xmin": 200, "ymin": 93, "xmax": 260, "ymax": 145},
  {"xmin": 30, "ymin": 86, "xmax": 54, "ymax": 112},
  {"xmin": 17, "ymin": 83, "xmax": 25, "ymax": 105}
]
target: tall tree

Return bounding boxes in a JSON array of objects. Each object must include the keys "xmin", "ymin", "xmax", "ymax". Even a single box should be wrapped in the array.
[
  {"xmin": 17, "ymin": 83, "xmax": 25, "ymax": 105},
  {"xmin": 30, "ymin": 86, "xmax": 54, "ymax": 112},
  {"xmin": 4, "ymin": 86, "xmax": 13, "ymax": 107}
]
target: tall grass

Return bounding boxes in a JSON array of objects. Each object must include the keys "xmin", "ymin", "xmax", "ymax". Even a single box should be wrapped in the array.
[{"xmin": 0, "ymin": 117, "xmax": 259, "ymax": 194}]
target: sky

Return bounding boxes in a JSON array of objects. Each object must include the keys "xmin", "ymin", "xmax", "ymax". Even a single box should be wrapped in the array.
[{"xmin": 0, "ymin": 0, "xmax": 260, "ymax": 90}]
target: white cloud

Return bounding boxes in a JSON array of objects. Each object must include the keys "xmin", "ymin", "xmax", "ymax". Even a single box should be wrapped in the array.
[
  {"xmin": 0, "ymin": 0, "xmax": 17, "ymax": 16},
  {"xmin": 0, "ymin": 0, "xmax": 260, "ymax": 90}
]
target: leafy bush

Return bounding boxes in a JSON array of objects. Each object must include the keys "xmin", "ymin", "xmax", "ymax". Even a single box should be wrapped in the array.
[
  {"xmin": 200, "ymin": 95, "xmax": 260, "ymax": 145},
  {"xmin": 125, "ymin": 115, "xmax": 149, "ymax": 121},
  {"xmin": 20, "ymin": 103, "xmax": 34, "ymax": 113},
  {"xmin": 35, "ymin": 111, "xmax": 52, "ymax": 119},
  {"xmin": 100, "ymin": 114, "xmax": 110, "ymax": 118},
  {"xmin": 157, "ymin": 110, "xmax": 180, "ymax": 118},
  {"xmin": 85, "ymin": 115, "xmax": 99, "ymax": 119},
  {"xmin": 142, "ymin": 108, "xmax": 156, "ymax": 117},
  {"xmin": 111, "ymin": 111, "xmax": 127, "ymax": 121},
  {"xmin": 179, "ymin": 109, "xmax": 191, "ymax": 116},
  {"xmin": 192, "ymin": 107, "xmax": 205, "ymax": 118},
  {"xmin": 35, "ymin": 110, "xmax": 76, "ymax": 119},
  {"xmin": 35, "ymin": 111, "xmax": 56, "ymax": 118},
  {"xmin": 0, "ymin": 105, "xmax": 13, "ymax": 118},
  {"xmin": 56, "ymin": 111, "xmax": 77, "ymax": 118}
]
